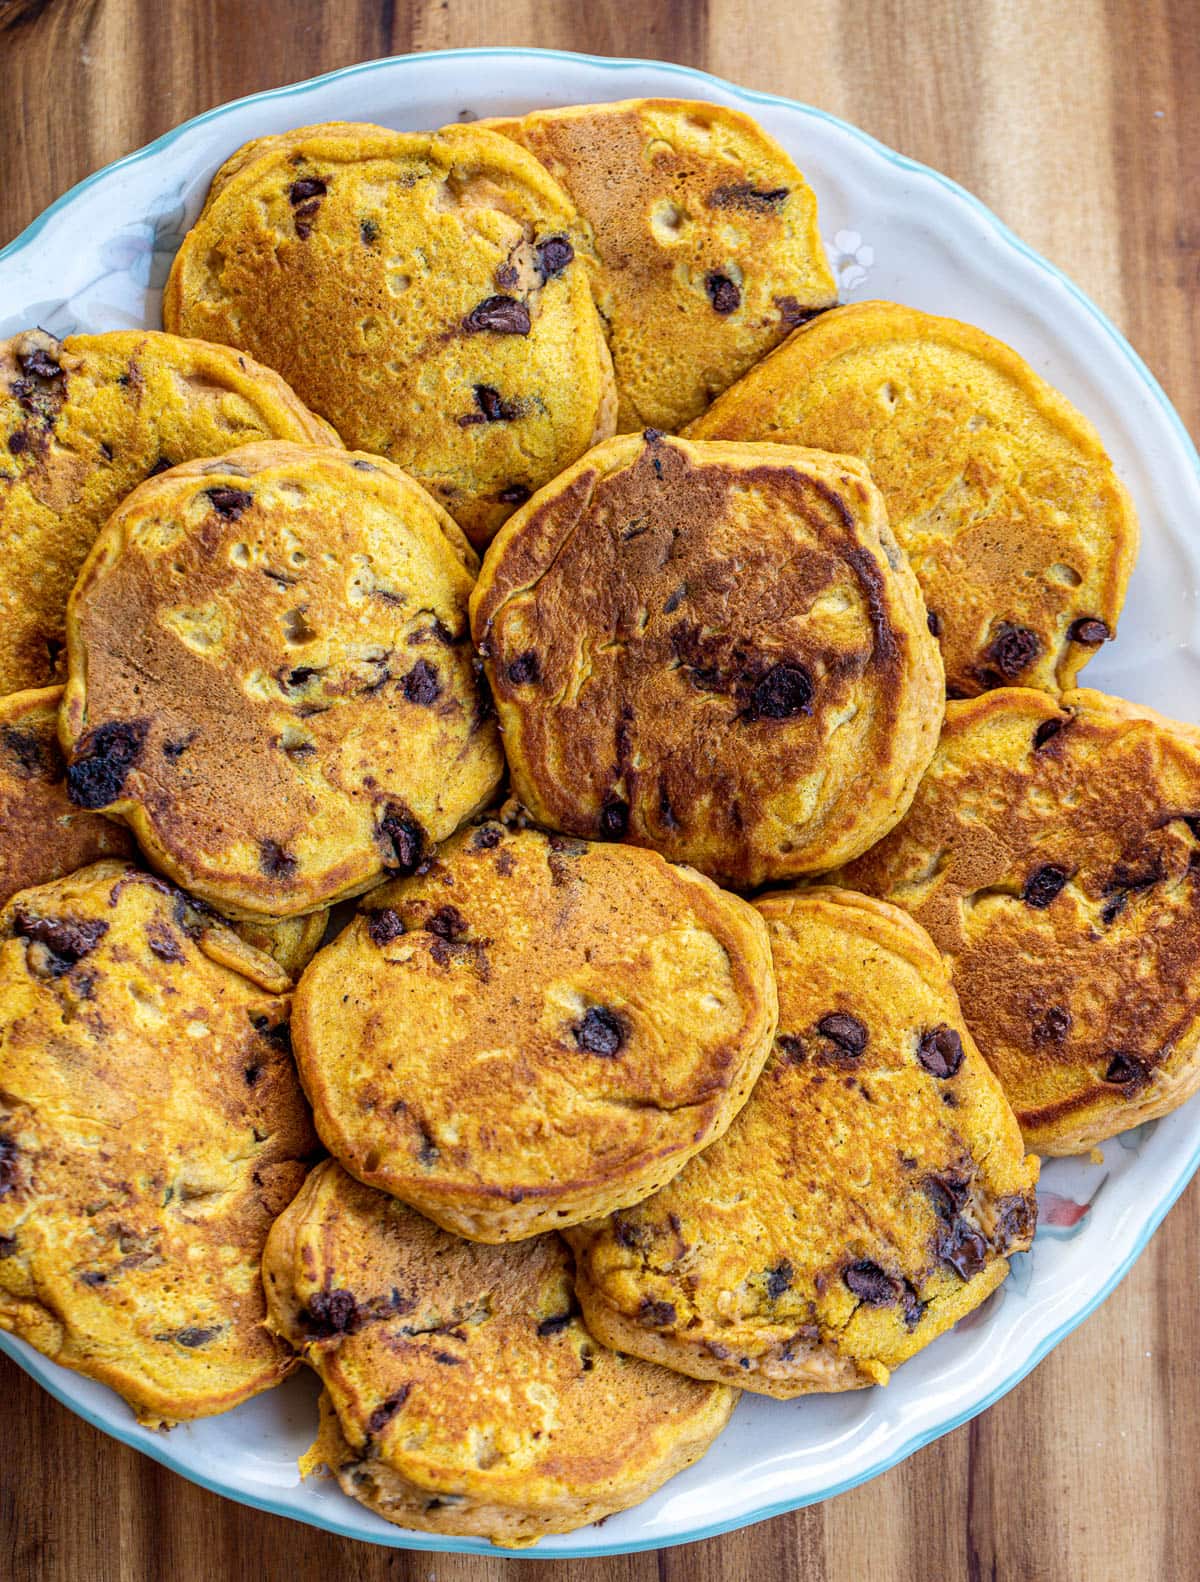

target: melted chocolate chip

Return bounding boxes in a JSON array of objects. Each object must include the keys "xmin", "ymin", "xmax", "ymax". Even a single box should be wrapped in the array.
[
  {"xmin": 927, "ymin": 610, "xmax": 942, "ymax": 637},
  {"xmin": 463, "ymin": 294, "xmax": 531, "ymax": 335},
  {"xmin": 402, "ymin": 659, "xmax": 441, "ymax": 706},
  {"xmin": 459, "ymin": 384, "xmax": 520, "ymax": 425},
  {"xmin": 599, "ymin": 796, "xmax": 630, "ymax": 839},
  {"xmin": 378, "ymin": 805, "xmax": 425, "ymax": 874},
  {"xmin": 0, "ymin": 1136, "xmax": 20, "ymax": 1197},
  {"xmin": 708, "ymin": 184, "xmax": 789, "ymax": 212},
  {"xmin": 303, "ymin": 1288, "xmax": 361, "ymax": 1338},
  {"xmin": 815, "ymin": 1012, "xmax": 868, "ymax": 1057},
  {"xmin": 171, "ymin": 1325, "xmax": 220, "ymax": 1348},
  {"xmin": 917, "ymin": 1025, "xmax": 964, "ymax": 1078},
  {"xmin": 765, "ymin": 1260, "xmax": 794, "ymax": 1299},
  {"xmin": 774, "ymin": 296, "xmax": 823, "ymax": 328},
  {"xmin": 995, "ymin": 1192, "xmax": 1037, "ymax": 1250},
  {"xmin": 536, "ymin": 235, "xmax": 574, "ymax": 278},
  {"xmin": 19, "ymin": 348, "xmax": 63, "ymax": 381},
  {"xmin": 289, "ymin": 176, "xmax": 327, "ymax": 204},
  {"xmin": 1068, "ymin": 617, "xmax": 1110, "ymax": 645},
  {"xmin": 1023, "ymin": 863, "xmax": 1070, "ymax": 908},
  {"xmin": 573, "ymin": 1006, "xmax": 626, "ymax": 1057},
  {"xmin": 11, "ymin": 910, "xmax": 108, "ymax": 977},
  {"xmin": 1032, "ymin": 1006, "xmax": 1072, "ymax": 1045},
  {"xmin": 0, "ymin": 1234, "xmax": 16, "ymax": 1258},
  {"xmin": 496, "ymin": 483, "xmax": 531, "ymax": 506},
  {"xmin": 66, "ymin": 719, "xmax": 148, "ymax": 808},
  {"xmin": 843, "ymin": 1260, "xmax": 898, "ymax": 1305},
  {"xmin": 205, "ymin": 486, "xmax": 253, "ymax": 519},
  {"xmin": 146, "ymin": 923, "xmax": 184, "ymax": 963},
  {"xmin": 360, "ymin": 218, "xmax": 379, "ymax": 245},
  {"xmin": 367, "ymin": 908, "xmax": 405, "ymax": 946},
  {"xmin": 365, "ymin": 1385, "xmax": 411, "ymax": 1435},
  {"xmin": 705, "ymin": 271, "xmax": 741, "ymax": 314},
  {"xmin": 937, "ymin": 1217, "xmax": 988, "ymax": 1280},
  {"xmin": 258, "ymin": 838, "xmax": 297, "ymax": 879},
  {"xmin": 638, "ymin": 1298, "xmax": 677, "ymax": 1327},
  {"xmin": 776, "ymin": 1033, "xmax": 806, "ymax": 1062},
  {"xmin": 924, "ymin": 1174, "xmax": 970, "ymax": 1223},
  {"xmin": 1100, "ymin": 892, "xmax": 1127, "ymax": 927},
  {"xmin": 472, "ymin": 824, "xmax": 504, "ymax": 850},
  {"xmin": 536, "ymin": 1310, "xmax": 575, "ymax": 1336},
  {"xmin": 425, "ymin": 906, "xmax": 466, "ymax": 941},
  {"xmin": 746, "ymin": 662, "xmax": 814, "ymax": 721},
  {"xmin": 7, "ymin": 432, "xmax": 29, "ymax": 456},
  {"xmin": 981, "ymin": 624, "xmax": 1040, "ymax": 681},
  {"xmin": 1104, "ymin": 1052, "xmax": 1151, "ymax": 1090},
  {"xmin": 1033, "ymin": 715, "xmax": 1067, "ymax": 751},
  {"xmin": 506, "ymin": 650, "xmax": 540, "ymax": 686}
]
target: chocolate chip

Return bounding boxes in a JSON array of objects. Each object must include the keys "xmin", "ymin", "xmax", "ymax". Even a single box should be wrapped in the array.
[
  {"xmin": 536, "ymin": 1311, "xmax": 575, "ymax": 1336},
  {"xmin": 746, "ymin": 662, "xmax": 813, "ymax": 721},
  {"xmin": 663, "ymin": 585, "xmax": 687, "ymax": 615},
  {"xmin": 599, "ymin": 796, "xmax": 630, "ymax": 839},
  {"xmin": 815, "ymin": 1012, "xmax": 868, "ymax": 1057},
  {"xmin": 765, "ymin": 1260, "xmax": 794, "ymax": 1299},
  {"xmin": 66, "ymin": 719, "xmax": 148, "ymax": 808},
  {"xmin": 471, "ymin": 824, "xmax": 504, "ymax": 851},
  {"xmin": 535, "ymin": 235, "xmax": 574, "ymax": 278},
  {"xmin": 402, "ymin": 659, "xmax": 441, "ymax": 706},
  {"xmin": 205, "ymin": 486, "xmax": 253, "ymax": 519},
  {"xmin": 378, "ymin": 805, "xmax": 425, "ymax": 874},
  {"xmin": 463, "ymin": 295, "xmax": 531, "ymax": 335},
  {"xmin": 937, "ymin": 1217, "xmax": 988, "ymax": 1280},
  {"xmin": 243, "ymin": 1063, "xmax": 262, "ymax": 1086},
  {"xmin": 1104, "ymin": 1053, "xmax": 1151, "ymax": 1090},
  {"xmin": 171, "ymin": 1325, "xmax": 220, "ymax": 1348},
  {"xmin": 1068, "ymin": 617, "xmax": 1110, "ymax": 645},
  {"xmin": 258, "ymin": 839, "xmax": 297, "ymax": 879},
  {"xmin": 506, "ymin": 650, "xmax": 540, "ymax": 686},
  {"xmin": 708, "ymin": 184, "xmax": 789, "ymax": 212},
  {"xmin": 432, "ymin": 1349, "xmax": 462, "ymax": 1365},
  {"xmin": 573, "ymin": 1006, "xmax": 626, "ymax": 1057},
  {"xmin": 148, "ymin": 456, "xmax": 172, "ymax": 477},
  {"xmin": 981, "ymin": 624, "xmax": 1040, "ymax": 680},
  {"xmin": 927, "ymin": 610, "xmax": 942, "ymax": 637},
  {"xmin": 303, "ymin": 1288, "xmax": 361, "ymax": 1338},
  {"xmin": 425, "ymin": 906, "xmax": 466, "ymax": 940},
  {"xmin": 19, "ymin": 347, "xmax": 63, "ymax": 380},
  {"xmin": 1033, "ymin": 716, "xmax": 1067, "ymax": 751},
  {"xmin": 496, "ymin": 483, "xmax": 531, "ymax": 506},
  {"xmin": 638, "ymin": 1297, "xmax": 677, "ymax": 1327},
  {"xmin": 1100, "ymin": 892, "xmax": 1127, "ymax": 927},
  {"xmin": 367, "ymin": 908, "xmax": 405, "ymax": 946},
  {"xmin": 843, "ymin": 1260, "xmax": 898, "ymax": 1304},
  {"xmin": 924, "ymin": 1174, "xmax": 970, "ymax": 1223},
  {"xmin": 366, "ymin": 1385, "xmax": 411, "ymax": 1435},
  {"xmin": 1023, "ymin": 863, "xmax": 1070, "ymax": 908},
  {"xmin": 995, "ymin": 1192, "xmax": 1037, "ymax": 1250},
  {"xmin": 777, "ymin": 1033, "xmax": 806, "ymax": 1062},
  {"xmin": 7, "ymin": 432, "xmax": 29, "ymax": 456},
  {"xmin": 1032, "ymin": 1005, "xmax": 1071, "ymax": 1045},
  {"xmin": 289, "ymin": 176, "xmax": 327, "ymax": 204},
  {"xmin": 11, "ymin": 910, "xmax": 108, "ymax": 977},
  {"xmin": 917, "ymin": 1025, "xmax": 964, "ymax": 1078},
  {"xmin": 0, "ymin": 1234, "xmax": 16, "ymax": 1258},
  {"xmin": 459, "ymin": 383, "xmax": 521, "ymax": 425},
  {"xmin": 705, "ymin": 271, "xmax": 741, "ymax": 314},
  {"xmin": 0, "ymin": 1136, "xmax": 20, "ymax": 1198},
  {"xmin": 360, "ymin": 218, "xmax": 379, "ymax": 245},
  {"xmin": 146, "ymin": 923, "xmax": 184, "ymax": 963},
  {"xmin": 774, "ymin": 296, "xmax": 823, "ymax": 328}
]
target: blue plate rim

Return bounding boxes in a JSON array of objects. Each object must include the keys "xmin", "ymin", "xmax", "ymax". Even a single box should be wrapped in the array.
[{"xmin": 1, "ymin": 44, "xmax": 1198, "ymax": 1560}]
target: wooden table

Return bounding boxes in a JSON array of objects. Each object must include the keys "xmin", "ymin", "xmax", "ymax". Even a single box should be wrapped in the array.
[{"xmin": 1, "ymin": 2, "xmax": 1196, "ymax": 1578}]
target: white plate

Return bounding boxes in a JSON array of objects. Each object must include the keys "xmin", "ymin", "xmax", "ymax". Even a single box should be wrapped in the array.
[{"xmin": 2, "ymin": 47, "xmax": 1199, "ymax": 1560}]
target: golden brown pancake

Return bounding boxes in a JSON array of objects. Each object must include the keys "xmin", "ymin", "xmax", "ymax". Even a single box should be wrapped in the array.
[
  {"xmin": 0, "ymin": 862, "xmax": 317, "ymax": 1425},
  {"xmin": 60, "ymin": 442, "xmax": 503, "ymax": 918},
  {"xmin": 233, "ymin": 909, "xmax": 329, "ymax": 979},
  {"xmin": 0, "ymin": 328, "xmax": 337, "ymax": 694},
  {"xmin": 484, "ymin": 98, "xmax": 837, "ymax": 432},
  {"xmin": 0, "ymin": 685, "xmax": 132, "ymax": 904},
  {"xmin": 687, "ymin": 301, "xmax": 1139, "ymax": 697},
  {"xmin": 840, "ymin": 687, "xmax": 1200, "ymax": 1153},
  {"xmin": 163, "ymin": 120, "xmax": 616, "ymax": 547},
  {"xmin": 263, "ymin": 1159, "xmax": 735, "ymax": 1546},
  {"xmin": 292, "ymin": 821, "xmax": 777, "ymax": 1240},
  {"xmin": 471, "ymin": 431, "xmax": 944, "ymax": 889},
  {"xmin": 568, "ymin": 887, "xmax": 1039, "ymax": 1396}
]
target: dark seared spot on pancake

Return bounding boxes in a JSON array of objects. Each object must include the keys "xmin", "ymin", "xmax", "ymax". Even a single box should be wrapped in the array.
[
  {"xmin": 205, "ymin": 486, "xmax": 253, "ymax": 520},
  {"xmin": 765, "ymin": 1259, "xmax": 794, "ymax": 1299},
  {"xmin": 463, "ymin": 295, "xmax": 531, "ymax": 335},
  {"xmin": 367, "ymin": 908, "xmax": 405, "ymax": 946},
  {"xmin": 1032, "ymin": 1005, "xmax": 1072, "ymax": 1045},
  {"xmin": 776, "ymin": 1033, "xmax": 806, "ymax": 1063},
  {"xmin": 814, "ymin": 1012, "xmax": 868, "ymax": 1058},
  {"xmin": 506, "ymin": 650, "xmax": 540, "ymax": 686},
  {"xmin": 1068, "ymin": 617, "xmax": 1111, "ymax": 646},
  {"xmin": 843, "ymin": 1260, "xmax": 898, "ymax": 1305},
  {"xmin": 1104, "ymin": 1052, "xmax": 1152, "ymax": 1092},
  {"xmin": 599, "ymin": 795, "xmax": 630, "ymax": 839},
  {"xmin": 1033, "ymin": 714, "xmax": 1069, "ymax": 751},
  {"xmin": 424, "ymin": 906, "xmax": 466, "ymax": 941},
  {"xmin": 365, "ymin": 1385, "xmax": 411, "ymax": 1435},
  {"xmin": 1023, "ymin": 864, "xmax": 1070, "ymax": 908},
  {"xmin": 916, "ymin": 1025, "xmax": 964, "ymax": 1078},
  {"xmin": 162, "ymin": 732, "xmax": 198, "ymax": 762},
  {"xmin": 378, "ymin": 804, "xmax": 425, "ymax": 875},
  {"xmin": 458, "ymin": 384, "xmax": 521, "ymax": 425},
  {"xmin": 638, "ymin": 1297, "xmax": 677, "ymax": 1327},
  {"xmin": 708, "ymin": 184, "xmax": 789, "ymax": 212},
  {"xmin": 743, "ymin": 662, "xmax": 813, "ymax": 722},
  {"xmin": 573, "ymin": 1005, "xmax": 626, "ymax": 1057},
  {"xmin": 401, "ymin": 659, "xmax": 441, "ymax": 706},
  {"xmin": 11, "ymin": 909, "xmax": 108, "ymax": 977},
  {"xmin": 979, "ymin": 623, "xmax": 1040, "ymax": 683},
  {"xmin": 535, "ymin": 235, "xmax": 574, "ymax": 278},
  {"xmin": 303, "ymin": 1287, "xmax": 361, "ymax": 1338},
  {"xmin": 705, "ymin": 272, "xmax": 741, "ymax": 314},
  {"xmin": 774, "ymin": 296, "xmax": 825, "ymax": 328},
  {"xmin": 145, "ymin": 922, "xmax": 184, "ymax": 963},
  {"xmin": 1, "ymin": 721, "xmax": 58, "ymax": 779},
  {"xmin": 258, "ymin": 838, "xmax": 298, "ymax": 879},
  {"xmin": 0, "ymin": 1134, "xmax": 21, "ymax": 1198},
  {"xmin": 66, "ymin": 719, "xmax": 148, "ymax": 808}
]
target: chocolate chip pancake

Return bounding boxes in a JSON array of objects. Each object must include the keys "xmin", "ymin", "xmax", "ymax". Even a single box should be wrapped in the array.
[
  {"xmin": 292, "ymin": 821, "xmax": 777, "ymax": 1240},
  {"xmin": 60, "ymin": 442, "xmax": 503, "ymax": 918},
  {"xmin": 263, "ymin": 1159, "xmax": 735, "ymax": 1546},
  {"xmin": 233, "ymin": 909, "xmax": 329, "ymax": 979},
  {"xmin": 687, "ymin": 301, "xmax": 1139, "ymax": 697},
  {"xmin": 840, "ymin": 687, "xmax": 1200, "ymax": 1153},
  {"xmin": 484, "ymin": 97, "xmax": 837, "ymax": 432},
  {"xmin": 164, "ymin": 120, "xmax": 616, "ymax": 547},
  {"xmin": 0, "ymin": 328, "xmax": 337, "ymax": 695},
  {"xmin": 567, "ymin": 887, "xmax": 1038, "ymax": 1396},
  {"xmin": 0, "ymin": 685, "xmax": 132, "ymax": 905},
  {"xmin": 0, "ymin": 861, "xmax": 317, "ymax": 1425},
  {"xmin": 471, "ymin": 432, "xmax": 944, "ymax": 889}
]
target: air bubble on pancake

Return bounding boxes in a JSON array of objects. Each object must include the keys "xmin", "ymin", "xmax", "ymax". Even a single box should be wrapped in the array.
[
  {"xmin": 131, "ymin": 516, "xmax": 185, "ymax": 553},
  {"xmin": 878, "ymin": 381, "xmax": 899, "ymax": 411},
  {"xmin": 386, "ymin": 271, "xmax": 411, "ymax": 296},
  {"xmin": 229, "ymin": 542, "xmax": 253, "ymax": 568},
  {"xmin": 161, "ymin": 603, "xmax": 227, "ymax": 654},
  {"xmin": 649, "ymin": 200, "xmax": 688, "ymax": 243},
  {"xmin": 966, "ymin": 413, "xmax": 987, "ymax": 431},
  {"xmin": 282, "ymin": 608, "xmax": 317, "ymax": 645},
  {"xmin": 1049, "ymin": 563, "xmax": 1083, "ymax": 587},
  {"xmin": 242, "ymin": 668, "xmax": 277, "ymax": 701}
]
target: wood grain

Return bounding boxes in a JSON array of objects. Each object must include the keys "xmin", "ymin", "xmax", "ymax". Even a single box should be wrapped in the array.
[{"xmin": 1, "ymin": 3, "xmax": 1197, "ymax": 1578}]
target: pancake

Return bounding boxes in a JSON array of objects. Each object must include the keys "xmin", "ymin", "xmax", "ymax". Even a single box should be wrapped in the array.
[
  {"xmin": 484, "ymin": 97, "xmax": 837, "ymax": 433},
  {"xmin": 840, "ymin": 687, "xmax": 1200, "ymax": 1154},
  {"xmin": 686, "ymin": 301, "xmax": 1139, "ymax": 697},
  {"xmin": 163, "ymin": 120, "xmax": 616, "ymax": 548},
  {"xmin": 292, "ymin": 821, "xmax": 777, "ymax": 1241},
  {"xmin": 60, "ymin": 442, "xmax": 503, "ymax": 919},
  {"xmin": 0, "ymin": 328, "xmax": 337, "ymax": 695},
  {"xmin": 567, "ymin": 887, "xmax": 1039, "ymax": 1397},
  {"xmin": 0, "ymin": 685, "xmax": 133, "ymax": 905},
  {"xmin": 0, "ymin": 861, "xmax": 318, "ymax": 1425},
  {"xmin": 263, "ymin": 1159, "xmax": 736, "ymax": 1546},
  {"xmin": 234, "ymin": 909, "xmax": 330, "ymax": 979},
  {"xmin": 470, "ymin": 431, "xmax": 944, "ymax": 890}
]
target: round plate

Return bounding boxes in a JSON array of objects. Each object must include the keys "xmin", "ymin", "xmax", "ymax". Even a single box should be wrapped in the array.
[{"xmin": 2, "ymin": 47, "xmax": 1198, "ymax": 1560}]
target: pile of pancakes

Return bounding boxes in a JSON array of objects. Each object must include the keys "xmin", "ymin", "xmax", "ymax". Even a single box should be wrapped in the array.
[{"xmin": 0, "ymin": 98, "xmax": 1189, "ymax": 1547}]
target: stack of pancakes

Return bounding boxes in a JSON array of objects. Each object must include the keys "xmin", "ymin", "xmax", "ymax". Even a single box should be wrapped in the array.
[{"xmin": 0, "ymin": 97, "xmax": 1187, "ymax": 1547}]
